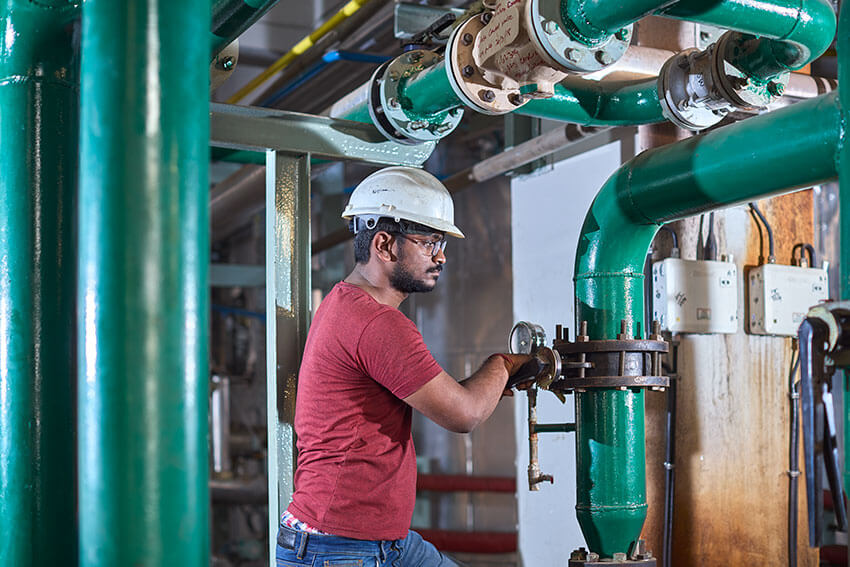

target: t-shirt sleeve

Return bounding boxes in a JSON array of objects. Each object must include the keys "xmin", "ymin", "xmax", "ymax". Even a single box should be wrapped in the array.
[{"xmin": 356, "ymin": 310, "xmax": 443, "ymax": 399}]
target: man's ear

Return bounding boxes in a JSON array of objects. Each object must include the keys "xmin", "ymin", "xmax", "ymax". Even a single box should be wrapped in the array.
[{"xmin": 372, "ymin": 231, "xmax": 397, "ymax": 263}]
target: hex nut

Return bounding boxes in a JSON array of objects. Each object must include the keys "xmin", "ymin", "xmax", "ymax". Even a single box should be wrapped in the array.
[
  {"xmin": 462, "ymin": 33, "xmax": 474, "ymax": 46},
  {"xmin": 462, "ymin": 65, "xmax": 475, "ymax": 78},
  {"xmin": 479, "ymin": 90, "xmax": 496, "ymax": 102}
]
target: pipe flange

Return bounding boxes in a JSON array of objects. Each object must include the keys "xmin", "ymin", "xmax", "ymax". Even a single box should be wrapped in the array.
[
  {"xmin": 378, "ymin": 50, "xmax": 464, "ymax": 143},
  {"xmin": 657, "ymin": 49, "xmax": 727, "ymax": 131},
  {"xmin": 526, "ymin": 0, "xmax": 632, "ymax": 73},
  {"xmin": 553, "ymin": 375, "xmax": 669, "ymax": 392},
  {"xmin": 445, "ymin": 16, "xmax": 529, "ymax": 115},
  {"xmin": 712, "ymin": 32, "xmax": 790, "ymax": 109},
  {"xmin": 368, "ymin": 61, "xmax": 418, "ymax": 145}
]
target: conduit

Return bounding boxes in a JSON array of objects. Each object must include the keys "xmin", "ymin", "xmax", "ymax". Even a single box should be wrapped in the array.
[
  {"xmin": 228, "ymin": 0, "xmax": 373, "ymax": 103},
  {"xmin": 0, "ymin": 2, "xmax": 80, "ymax": 565},
  {"xmin": 573, "ymin": 91, "xmax": 841, "ymax": 557},
  {"xmin": 78, "ymin": 0, "xmax": 210, "ymax": 565}
]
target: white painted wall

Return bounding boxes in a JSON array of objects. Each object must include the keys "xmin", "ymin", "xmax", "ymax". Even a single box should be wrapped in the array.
[{"xmin": 511, "ymin": 140, "xmax": 629, "ymax": 566}]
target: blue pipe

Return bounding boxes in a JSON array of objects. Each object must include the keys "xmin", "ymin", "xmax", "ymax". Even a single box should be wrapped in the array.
[{"xmin": 260, "ymin": 50, "xmax": 389, "ymax": 107}]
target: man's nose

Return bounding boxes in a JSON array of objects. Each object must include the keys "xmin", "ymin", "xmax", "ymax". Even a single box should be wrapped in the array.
[{"xmin": 433, "ymin": 247, "xmax": 446, "ymax": 264}]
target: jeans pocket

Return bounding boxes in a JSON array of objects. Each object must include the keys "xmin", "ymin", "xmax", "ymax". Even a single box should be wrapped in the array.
[{"xmin": 276, "ymin": 548, "xmax": 314, "ymax": 567}]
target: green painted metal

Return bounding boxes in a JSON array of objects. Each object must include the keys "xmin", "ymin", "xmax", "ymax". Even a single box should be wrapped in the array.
[
  {"xmin": 837, "ymin": 1, "xmax": 850, "ymax": 507},
  {"xmin": 78, "ymin": 0, "xmax": 210, "ymax": 565},
  {"xmin": 0, "ymin": 2, "xmax": 80, "ymax": 565},
  {"xmin": 560, "ymin": 0, "xmax": 675, "ymax": 44},
  {"xmin": 398, "ymin": 59, "xmax": 463, "ymax": 121},
  {"xmin": 211, "ymin": 0, "xmax": 279, "ymax": 57},
  {"xmin": 518, "ymin": 78, "xmax": 664, "ymax": 126},
  {"xmin": 574, "ymin": 91, "xmax": 841, "ymax": 556},
  {"xmin": 212, "ymin": 147, "xmax": 267, "ymax": 164}
]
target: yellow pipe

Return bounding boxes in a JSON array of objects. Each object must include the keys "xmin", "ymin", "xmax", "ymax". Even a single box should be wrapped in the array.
[{"xmin": 227, "ymin": 0, "xmax": 372, "ymax": 103}]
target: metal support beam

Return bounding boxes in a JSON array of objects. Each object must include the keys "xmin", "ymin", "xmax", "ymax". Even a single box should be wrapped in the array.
[
  {"xmin": 0, "ymin": 2, "xmax": 79, "ymax": 565},
  {"xmin": 265, "ymin": 152, "xmax": 311, "ymax": 562},
  {"xmin": 210, "ymin": 103, "xmax": 435, "ymax": 165},
  {"xmin": 78, "ymin": 1, "xmax": 210, "ymax": 565}
]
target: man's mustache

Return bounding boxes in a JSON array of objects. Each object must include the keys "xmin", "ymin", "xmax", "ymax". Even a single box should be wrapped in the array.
[{"xmin": 428, "ymin": 265, "xmax": 443, "ymax": 274}]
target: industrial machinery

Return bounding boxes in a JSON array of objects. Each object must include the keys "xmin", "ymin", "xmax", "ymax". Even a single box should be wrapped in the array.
[{"xmin": 509, "ymin": 320, "xmax": 669, "ymax": 565}]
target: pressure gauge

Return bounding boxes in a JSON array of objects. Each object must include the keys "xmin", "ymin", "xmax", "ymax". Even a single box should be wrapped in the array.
[{"xmin": 509, "ymin": 321, "xmax": 547, "ymax": 355}]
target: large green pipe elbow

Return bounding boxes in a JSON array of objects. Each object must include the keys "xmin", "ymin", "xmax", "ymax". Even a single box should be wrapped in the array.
[
  {"xmin": 78, "ymin": 0, "xmax": 210, "ymax": 565},
  {"xmin": 663, "ymin": 0, "xmax": 836, "ymax": 71},
  {"xmin": 0, "ymin": 2, "xmax": 80, "ymax": 565},
  {"xmin": 211, "ymin": 0, "xmax": 278, "ymax": 57},
  {"xmin": 518, "ymin": 78, "xmax": 665, "ymax": 126},
  {"xmin": 574, "ymin": 91, "xmax": 840, "ymax": 556}
]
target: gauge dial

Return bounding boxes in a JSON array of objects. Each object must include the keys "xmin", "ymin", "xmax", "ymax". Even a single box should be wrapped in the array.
[{"xmin": 509, "ymin": 321, "xmax": 546, "ymax": 354}]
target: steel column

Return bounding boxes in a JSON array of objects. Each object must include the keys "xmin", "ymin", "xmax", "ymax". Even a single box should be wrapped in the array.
[
  {"xmin": 574, "ymin": 92, "xmax": 841, "ymax": 557},
  {"xmin": 0, "ymin": 2, "xmax": 80, "ymax": 565},
  {"xmin": 78, "ymin": 1, "xmax": 210, "ymax": 565},
  {"xmin": 265, "ymin": 152, "xmax": 311, "ymax": 562}
]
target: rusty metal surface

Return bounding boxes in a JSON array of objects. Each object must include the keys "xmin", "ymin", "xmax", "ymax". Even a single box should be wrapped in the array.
[{"xmin": 642, "ymin": 190, "xmax": 819, "ymax": 566}]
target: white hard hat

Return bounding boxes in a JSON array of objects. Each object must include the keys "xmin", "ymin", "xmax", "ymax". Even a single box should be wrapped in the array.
[{"xmin": 342, "ymin": 166, "xmax": 464, "ymax": 238}]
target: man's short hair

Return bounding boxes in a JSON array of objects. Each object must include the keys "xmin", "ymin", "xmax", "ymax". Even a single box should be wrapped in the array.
[{"xmin": 350, "ymin": 217, "xmax": 440, "ymax": 264}]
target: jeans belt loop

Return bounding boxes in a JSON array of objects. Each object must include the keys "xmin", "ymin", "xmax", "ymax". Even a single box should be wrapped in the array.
[{"xmin": 296, "ymin": 532, "xmax": 309, "ymax": 559}]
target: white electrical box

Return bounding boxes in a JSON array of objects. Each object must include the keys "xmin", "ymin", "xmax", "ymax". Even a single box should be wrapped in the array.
[
  {"xmin": 652, "ymin": 258, "xmax": 738, "ymax": 334},
  {"xmin": 747, "ymin": 264, "xmax": 828, "ymax": 336}
]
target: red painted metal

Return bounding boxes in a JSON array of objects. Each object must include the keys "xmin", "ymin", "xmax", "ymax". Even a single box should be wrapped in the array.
[
  {"xmin": 416, "ymin": 529, "xmax": 517, "ymax": 553},
  {"xmin": 416, "ymin": 474, "xmax": 516, "ymax": 493}
]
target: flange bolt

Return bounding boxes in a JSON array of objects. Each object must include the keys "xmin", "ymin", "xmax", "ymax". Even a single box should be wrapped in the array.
[
  {"xmin": 480, "ymin": 11, "xmax": 492, "ymax": 24},
  {"xmin": 543, "ymin": 20, "xmax": 558, "ymax": 34},
  {"xmin": 479, "ymin": 89, "xmax": 496, "ymax": 102},
  {"xmin": 595, "ymin": 50, "xmax": 613, "ymax": 65},
  {"xmin": 767, "ymin": 81, "xmax": 784, "ymax": 97},
  {"xmin": 462, "ymin": 33, "xmax": 474, "ymax": 46},
  {"xmin": 462, "ymin": 65, "xmax": 475, "ymax": 78}
]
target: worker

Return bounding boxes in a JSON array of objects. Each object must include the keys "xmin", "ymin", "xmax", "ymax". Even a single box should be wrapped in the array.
[{"xmin": 275, "ymin": 166, "xmax": 534, "ymax": 566}]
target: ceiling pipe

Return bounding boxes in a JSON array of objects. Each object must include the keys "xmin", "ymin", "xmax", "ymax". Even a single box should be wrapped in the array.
[
  {"xmin": 311, "ymin": 124, "xmax": 608, "ymax": 255},
  {"xmin": 573, "ymin": 91, "xmax": 841, "ymax": 558},
  {"xmin": 0, "ymin": 2, "xmax": 80, "ymax": 565},
  {"xmin": 78, "ymin": 0, "xmax": 210, "ymax": 564}
]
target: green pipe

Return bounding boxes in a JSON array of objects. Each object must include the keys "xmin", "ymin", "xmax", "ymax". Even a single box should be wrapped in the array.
[
  {"xmin": 662, "ymin": 0, "xmax": 836, "ymax": 70},
  {"xmin": 211, "ymin": 0, "xmax": 278, "ymax": 57},
  {"xmin": 560, "ymin": 0, "xmax": 676, "ymax": 44},
  {"xmin": 518, "ymin": 78, "xmax": 664, "ymax": 126},
  {"xmin": 837, "ymin": 1, "xmax": 850, "ymax": 506},
  {"xmin": 78, "ymin": 1, "xmax": 210, "ymax": 565},
  {"xmin": 574, "ymin": 91, "xmax": 840, "ymax": 557},
  {"xmin": 0, "ymin": 2, "xmax": 79, "ymax": 565},
  {"xmin": 398, "ymin": 59, "xmax": 463, "ymax": 120}
]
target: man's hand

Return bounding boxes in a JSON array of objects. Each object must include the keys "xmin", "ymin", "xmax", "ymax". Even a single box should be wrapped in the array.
[{"xmin": 492, "ymin": 353, "xmax": 534, "ymax": 397}]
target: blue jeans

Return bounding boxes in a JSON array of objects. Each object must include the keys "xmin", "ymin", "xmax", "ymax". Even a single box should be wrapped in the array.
[{"xmin": 275, "ymin": 525, "xmax": 460, "ymax": 567}]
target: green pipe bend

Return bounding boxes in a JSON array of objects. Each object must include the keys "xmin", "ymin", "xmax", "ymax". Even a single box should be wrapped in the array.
[
  {"xmin": 573, "ymin": 91, "xmax": 841, "ymax": 557},
  {"xmin": 210, "ymin": 0, "xmax": 279, "ymax": 57},
  {"xmin": 517, "ymin": 78, "xmax": 664, "ymax": 126}
]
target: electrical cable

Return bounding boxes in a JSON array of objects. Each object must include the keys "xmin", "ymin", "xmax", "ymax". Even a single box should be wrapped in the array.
[
  {"xmin": 659, "ymin": 225, "xmax": 680, "ymax": 258},
  {"xmin": 703, "ymin": 211, "xmax": 718, "ymax": 261},
  {"xmin": 662, "ymin": 343, "xmax": 678, "ymax": 567},
  {"xmin": 791, "ymin": 243, "xmax": 817, "ymax": 267},
  {"xmin": 788, "ymin": 345, "xmax": 801, "ymax": 567},
  {"xmin": 749, "ymin": 202, "xmax": 776, "ymax": 263}
]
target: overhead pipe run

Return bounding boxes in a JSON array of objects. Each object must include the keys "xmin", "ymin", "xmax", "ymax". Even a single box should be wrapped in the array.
[
  {"xmin": 0, "ymin": 2, "xmax": 80, "ymax": 565},
  {"xmin": 211, "ymin": 0, "xmax": 278, "ymax": 58},
  {"xmin": 78, "ymin": 0, "xmax": 210, "ymax": 565},
  {"xmin": 572, "ymin": 91, "xmax": 841, "ymax": 558}
]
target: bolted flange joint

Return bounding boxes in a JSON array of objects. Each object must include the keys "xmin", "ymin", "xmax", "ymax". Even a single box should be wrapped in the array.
[
  {"xmin": 657, "ymin": 31, "xmax": 790, "ymax": 132},
  {"xmin": 367, "ymin": 50, "xmax": 464, "ymax": 144}
]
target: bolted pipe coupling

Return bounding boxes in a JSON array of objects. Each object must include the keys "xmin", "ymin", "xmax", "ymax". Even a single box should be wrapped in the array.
[
  {"xmin": 657, "ymin": 31, "xmax": 790, "ymax": 131},
  {"xmin": 367, "ymin": 50, "xmax": 464, "ymax": 144}
]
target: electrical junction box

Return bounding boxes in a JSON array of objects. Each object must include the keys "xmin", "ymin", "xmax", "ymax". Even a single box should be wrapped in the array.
[
  {"xmin": 652, "ymin": 258, "xmax": 738, "ymax": 334},
  {"xmin": 747, "ymin": 264, "xmax": 829, "ymax": 336}
]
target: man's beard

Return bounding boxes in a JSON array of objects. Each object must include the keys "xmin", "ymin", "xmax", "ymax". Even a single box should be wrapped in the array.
[{"xmin": 390, "ymin": 261, "xmax": 442, "ymax": 294}]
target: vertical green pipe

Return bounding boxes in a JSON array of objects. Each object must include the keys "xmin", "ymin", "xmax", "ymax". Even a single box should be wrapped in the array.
[
  {"xmin": 0, "ymin": 2, "xmax": 79, "ymax": 566},
  {"xmin": 574, "ymin": 92, "xmax": 841, "ymax": 557},
  {"xmin": 78, "ymin": 1, "xmax": 210, "ymax": 565},
  {"xmin": 836, "ymin": 0, "xmax": 850, "ymax": 517}
]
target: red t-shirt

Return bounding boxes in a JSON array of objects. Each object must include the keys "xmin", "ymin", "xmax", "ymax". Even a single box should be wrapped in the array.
[{"xmin": 287, "ymin": 282, "xmax": 443, "ymax": 540}]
